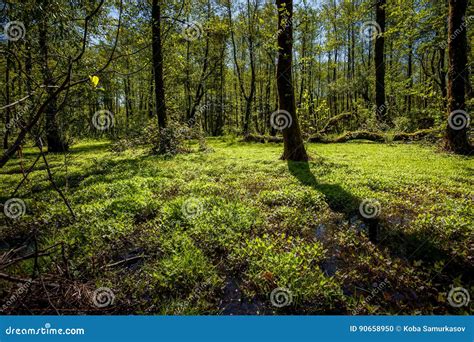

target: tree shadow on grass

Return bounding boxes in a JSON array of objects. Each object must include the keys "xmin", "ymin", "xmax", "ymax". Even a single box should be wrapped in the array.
[
  {"xmin": 287, "ymin": 161, "xmax": 473, "ymax": 284},
  {"xmin": 287, "ymin": 160, "xmax": 378, "ymax": 241}
]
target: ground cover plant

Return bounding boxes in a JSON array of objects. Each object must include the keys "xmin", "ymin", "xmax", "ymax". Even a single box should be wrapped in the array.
[
  {"xmin": 0, "ymin": 0, "xmax": 472, "ymax": 316},
  {"xmin": 1, "ymin": 139, "xmax": 472, "ymax": 314}
]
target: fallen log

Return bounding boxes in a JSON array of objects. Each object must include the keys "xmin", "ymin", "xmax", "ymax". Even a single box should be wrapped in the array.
[
  {"xmin": 241, "ymin": 134, "xmax": 283, "ymax": 143},
  {"xmin": 308, "ymin": 130, "xmax": 386, "ymax": 143},
  {"xmin": 242, "ymin": 134, "xmax": 266, "ymax": 143},
  {"xmin": 242, "ymin": 128, "xmax": 442, "ymax": 145},
  {"xmin": 392, "ymin": 128, "xmax": 441, "ymax": 141},
  {"xmin": 318, "ymin": 112, "xmax": 353, "ymax": 135}
]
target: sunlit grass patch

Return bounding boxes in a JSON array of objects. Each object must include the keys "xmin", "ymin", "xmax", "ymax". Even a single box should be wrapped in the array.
[{"xmin": 0, "ymin": 138, "xmax": 472, "ymax": 314}]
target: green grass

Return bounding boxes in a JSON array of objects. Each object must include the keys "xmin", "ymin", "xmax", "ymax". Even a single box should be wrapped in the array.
[{"xmin": 0, "ymin": 138, "xmax": 472, "ymax": 314}]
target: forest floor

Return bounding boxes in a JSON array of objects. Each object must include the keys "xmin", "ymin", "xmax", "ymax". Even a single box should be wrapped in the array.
[{"xmin": 0, "ymin": 138, "xmax": 472, "ymax": 315}]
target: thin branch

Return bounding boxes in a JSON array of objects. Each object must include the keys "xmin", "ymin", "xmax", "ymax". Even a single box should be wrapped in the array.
[{"xmin": 35, "ymin": 137, "xmax": 76, "ymax": 219}]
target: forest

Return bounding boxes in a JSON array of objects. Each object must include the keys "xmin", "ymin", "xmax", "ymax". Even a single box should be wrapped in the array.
[{"xmin": 0, "ymin": 0, "xmax": 472, "ymax": 315}]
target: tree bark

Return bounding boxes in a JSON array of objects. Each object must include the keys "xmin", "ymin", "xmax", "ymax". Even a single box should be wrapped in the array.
[
  {"xmin": 375, "ymin": 0, "xmax": 388, "ymax": 125},
  {"xmin": 3, "ymin": 40, "xmax": 11, "ymax": 149},
  {"xmin": 276, "ymin": 0, "xmax": 308, "ymax": 161},
  {"xmin": 152, "ymin": 0, "xmax": 167, "ymax": 129},
  {"xmin": 38, "ymin": 12, "xmax": 68, "ymax": 152},
  {"xmin": 445, "ymin": 0, "xmax": 472, "ymax": 154},
  {"xmin": 406, "ymin": 43, "xmax": 413, "ymax": 114}
]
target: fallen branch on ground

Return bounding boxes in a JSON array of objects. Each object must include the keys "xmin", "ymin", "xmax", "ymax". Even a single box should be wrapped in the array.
[
  {"xmin": 0, "ymin": 272, "xmax": 59, "ymax": 288},
  {"xmin": 392, "ymin": 128, "xmax": 441, "ymax": 141},
  {"xmin": 318, "ymin": 112, "xmax": 353, "ymax": 135},
  {"xmin": 308, "ymin": 130, "xmax": 386, "ymax": 143}
]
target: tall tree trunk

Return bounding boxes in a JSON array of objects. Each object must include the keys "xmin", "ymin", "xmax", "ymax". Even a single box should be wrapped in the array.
[
  {"xmin": 124, "ymin": 76, "xmax": 132, "ymax": 132},
  {"xmin": 445, "ymin": 0, "xmax": 472, "ymax": 154},
  {"xmin": 152, "ymin": 0, "xmax": 167, "ymax": 129},
  {"xmin": 276, "ymin": 0, "xmax": 308, "ymax": 161},
  {"xmin": 38, "ymin": 12, "xmax": 68, "ymax": 152},
  {"xmin": 227, "ymin": 0, "xmax": 256, "ymax": 137},
  {"xmin": 375, "ymin": 0, "xmax": 387, "ymax": 125},
  {"xmin": 406, "ymin": 43, "xmax": 413, "ymax": 114},
  {"xmin": 438, "ymin": 47, "xmax": 448, "ymax": 109},
  {"xmin": 3, "ymin": 40, "xmax": 11, "ymax": 149}
]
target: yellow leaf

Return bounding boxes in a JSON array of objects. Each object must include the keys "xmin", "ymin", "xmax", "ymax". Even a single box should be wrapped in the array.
[{"xmin": 89, "ymin": 75, "xmax": 100, "ymax": 88}]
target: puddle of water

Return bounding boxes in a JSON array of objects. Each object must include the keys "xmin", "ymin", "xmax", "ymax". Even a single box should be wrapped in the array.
[
  {"xmin": 218, "ymin": 278, "xmax": 264, "ymax": 315},
  {"xmin": 314, "ymin": 224, "xmax": 327, "ymax": 240}
]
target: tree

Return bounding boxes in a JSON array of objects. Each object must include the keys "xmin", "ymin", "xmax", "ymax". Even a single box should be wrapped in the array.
[
  {"xmin": 152, "ymin": 0, "xmax": 167, "ymax": 129},
  {"xmin": 226, "ymin": 0, "xmax": 257, "ymax": 137},
  {"xmin": 3, "ymin": 40, "xmax": 11, "ymax": 150},
  {"xmin": 276, "ymin": 0, "xmax": 308, "ymax": 161},
  {"xmin": 375, "ymin": 0, "xmax": 387, "ymax": 125},
  {"xmin": 445, "ymin": 0, "xmax": 472, "ymax": 155},
  {"xmin": 38, "ymin": 0, "xmax": 69, "ymax": 152}
]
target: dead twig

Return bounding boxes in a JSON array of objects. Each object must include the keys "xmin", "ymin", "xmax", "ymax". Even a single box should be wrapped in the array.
[
  {"xmin": 0, "ymin": 272, "xmax": 59, "ymax": 288},
  {"xmin": 35, "ymin": 137, "xmax": 76, "ymax": 219}
]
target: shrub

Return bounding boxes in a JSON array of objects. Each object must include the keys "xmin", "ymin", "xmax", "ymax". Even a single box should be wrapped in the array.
[{"xmin": 145, "ymin": 121, "xmax": 189, "ymax": 156}]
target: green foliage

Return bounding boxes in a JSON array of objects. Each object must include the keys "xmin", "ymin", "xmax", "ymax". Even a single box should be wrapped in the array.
[
  {"xmin": 231, "ymin": 233, "xmax": 343, "ymax": 308},
  {"xmin": 145, "ymin": 231, "xmax": 221, "ymax": 295},
  {"xmin": 1, "ymin": 139, "xmax": 472, "ymax": 314}
]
